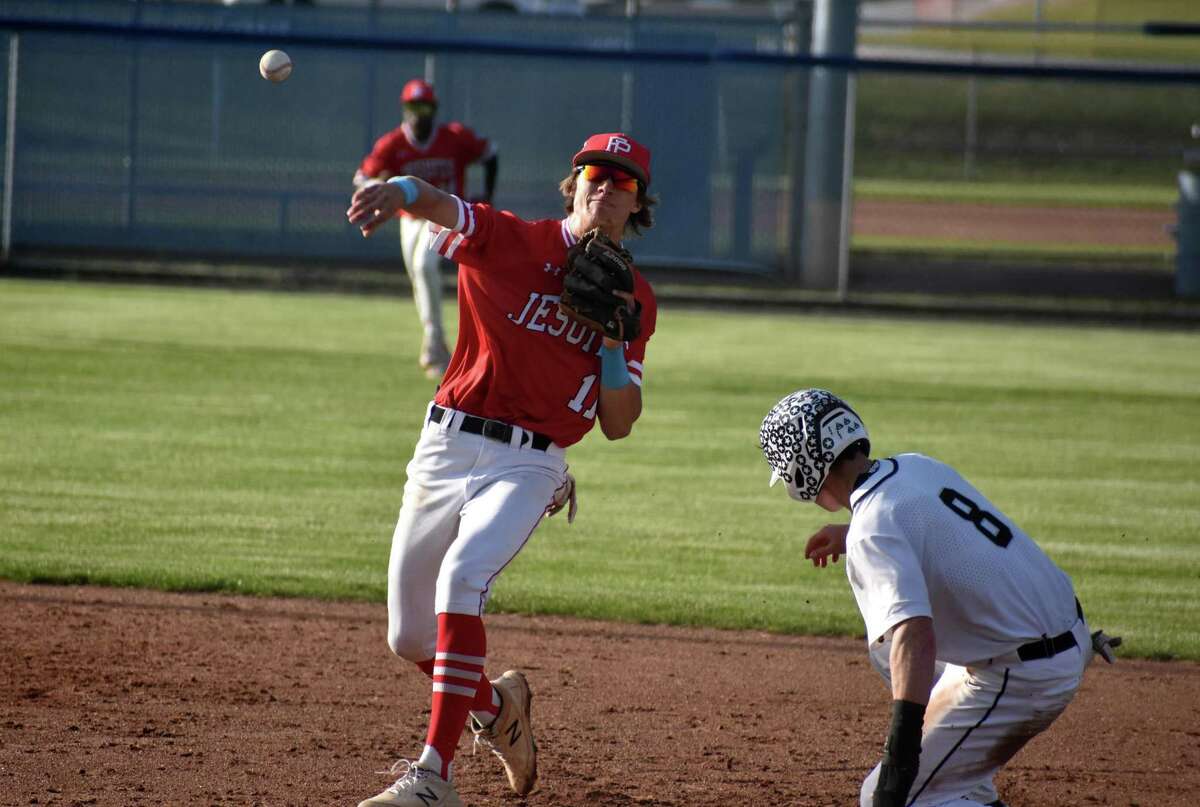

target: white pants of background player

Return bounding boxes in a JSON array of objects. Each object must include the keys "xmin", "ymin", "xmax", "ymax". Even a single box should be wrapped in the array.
[
  {"xmin": 862, "ymin": 618, "xmax": 1091, "ymax": 807},
  {"xmin": 399, "ymin": 215, "xmax": 451, "ymax": 368},
  {"xmin": 385, "ymin": 404, "xmax": 568, "ymax": 662}
]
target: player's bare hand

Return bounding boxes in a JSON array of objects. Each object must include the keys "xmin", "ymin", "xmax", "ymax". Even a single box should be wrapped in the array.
[
  {"xmin": 546, "ymin": 473, "xmax": 577, "ymax": 524},
  {"xmin": 804, "ymin": 523, "xmax": 849, "ymax": 567},
  {"xmin": 347, "ymin": 182, "xmax": 403, "ymax": 238}
]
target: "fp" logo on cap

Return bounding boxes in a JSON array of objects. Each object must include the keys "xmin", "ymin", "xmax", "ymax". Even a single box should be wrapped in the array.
[{"xmin": 606, "ymin": 136, "xmax": 632, "ymax": 154}]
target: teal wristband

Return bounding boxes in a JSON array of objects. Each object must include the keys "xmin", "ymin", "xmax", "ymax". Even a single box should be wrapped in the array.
[
  {"xmin": 387, "ymin": 176, "xmax": 419, "ymax": 205},
  {"xmin": 600, "ymin": 344, "xmax": 632, "ymax": 389}
]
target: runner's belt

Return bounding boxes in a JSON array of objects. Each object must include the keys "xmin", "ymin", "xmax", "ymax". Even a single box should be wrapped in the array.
[
  {"xmin": 429, "ymin": 404, "xmax": 553, "ymax": 452},
  {"xmin": 1016, "ymin": 631, "xmax": 1077, "ymax": 662},
  {"xmin": 1016, "ymin": 598, "xmax": 1085, "ymax": 662}
]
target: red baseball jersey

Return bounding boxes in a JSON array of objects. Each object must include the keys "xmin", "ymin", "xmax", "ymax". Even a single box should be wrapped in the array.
[
  {"xmin": 358, "ymin": 122, "xmax": 492, "ymax": 198},
  {"xmin": 429, "ymin": 196, "xmax": 657, "ymax": 448}
]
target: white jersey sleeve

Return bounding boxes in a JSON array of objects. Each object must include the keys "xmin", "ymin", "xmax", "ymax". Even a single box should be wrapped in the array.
[
  {"xmin": 846, "ymin": 454, "xmax": 1079, "ymax": 667},
  {"xmin": 847, "ymin": 497, "xmax": 932, "ymax": 644}
]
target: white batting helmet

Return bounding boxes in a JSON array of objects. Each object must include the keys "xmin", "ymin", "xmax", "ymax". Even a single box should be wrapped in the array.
[{"xmin": 759, "ymin": 388, "xmax": 870, "ymax": 502}]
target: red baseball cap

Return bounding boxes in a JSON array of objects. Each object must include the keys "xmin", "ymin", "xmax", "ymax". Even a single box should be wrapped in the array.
[
  {"xmin": 401, "ymin": 79, "xmax": 437, "ymax": 106},
  {"xmin": 572, "ymin": 132, "xmax": 651, "ymax": 187}
]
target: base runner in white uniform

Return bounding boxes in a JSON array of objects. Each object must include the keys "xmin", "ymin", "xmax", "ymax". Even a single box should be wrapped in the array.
[
  {"xmin": 346, "ymin": 132, "xmax": 658, "ymax": 807},
  {"xmin": 759, "ymin": 388, "xmax": 1120, "ymax": 807}
]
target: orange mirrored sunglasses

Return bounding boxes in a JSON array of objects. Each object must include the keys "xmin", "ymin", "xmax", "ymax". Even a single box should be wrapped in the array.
[{"xmin": 577, "ymin": 163, "xmax": 640, "ymax": 193}]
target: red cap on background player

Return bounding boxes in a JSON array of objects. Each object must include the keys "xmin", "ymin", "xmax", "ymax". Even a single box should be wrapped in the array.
[
  {"xmin": 401, "ymin": 79, "xmax": 438, "ymax": 106},
  {"xmin": 572, "ymin": 133, "xmax": 651, "ymax": 187}
]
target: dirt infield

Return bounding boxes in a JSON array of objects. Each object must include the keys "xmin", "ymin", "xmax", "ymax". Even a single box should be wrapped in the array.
[
  {"xmin": 2, "ymin": 582, "xmax": 1197, "ymax": 807},
  {"xmin": 853, "ymin": 199, "xmax": 1173, "ymax": 248}
]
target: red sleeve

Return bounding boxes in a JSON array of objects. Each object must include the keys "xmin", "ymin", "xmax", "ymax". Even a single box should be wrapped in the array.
[
  {"xmin": 359, "ymin": 130, "xmax": 401, "ymax": 179},
  {"xmin": 625, "ymin": 272, "xmax": 656, "ymax": 386},
  {"xmin": 446, "ymin": 122, "xmax": 491, "ymax": 165},
  {"xmin": 429, "ymin": 197, "xmax": 525, "ymax": 267}
]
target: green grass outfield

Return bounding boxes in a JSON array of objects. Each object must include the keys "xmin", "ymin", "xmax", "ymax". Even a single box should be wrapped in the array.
[
  {"xmin": 851, "ymin": 236, "xmax": 1171, "ymax": 262},
  {"xmin": 2, "ymin": 279, "xmax": 1198, "ymax": 660},
  {"xmin": 861, "ymin": 0, "xmax": 1200, "ymax": 63},
  {"xmin": 854, "ymin": 179, "xmax": 1175, "ymax": 210},
  {"xmin": 854, "ymin": 0, "xmax": 1200, "ymax": 188}
]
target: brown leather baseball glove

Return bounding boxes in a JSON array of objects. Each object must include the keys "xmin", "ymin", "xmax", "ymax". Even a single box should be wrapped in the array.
[{"xmin": 559, "ymin": 229, "xmax": 641, "ymax": 341}]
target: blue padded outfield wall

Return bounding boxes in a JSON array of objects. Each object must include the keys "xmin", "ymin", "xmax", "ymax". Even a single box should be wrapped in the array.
[
  {"xmin": 0, "ymin": 2, "xmax": 813, "ymax": 273},
  {"xmin": 5, "ymin": 3, "xmax": 1196, "ymax": 278}
]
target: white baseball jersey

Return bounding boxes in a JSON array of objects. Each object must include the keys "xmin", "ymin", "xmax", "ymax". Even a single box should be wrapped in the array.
[{"xmin": 846, "ymin": 453, "xmax": 1078, "ymax": 667}]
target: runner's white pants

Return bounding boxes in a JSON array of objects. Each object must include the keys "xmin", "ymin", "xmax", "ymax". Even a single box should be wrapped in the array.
[
  {"xmin": 399, "ymin": 215, "xmax": 448, "ymax": 353},
  {"xmin": 862, "ymin": 619, "xmax": 1092, "ymax": 807},
  {"xmin": 385, "ymin": 404, "xmax": 568, "ymax": 663}
]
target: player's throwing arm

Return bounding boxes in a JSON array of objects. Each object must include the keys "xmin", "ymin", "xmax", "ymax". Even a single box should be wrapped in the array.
[{"xmin": 348, "ymin": 176, "xmax": 460, "ymax": 237}]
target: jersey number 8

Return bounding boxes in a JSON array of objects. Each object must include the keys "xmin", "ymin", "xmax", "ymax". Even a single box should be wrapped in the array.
[{"xmin": 938, "ymin": 488, "xmax": 1013, "ymax": 548}]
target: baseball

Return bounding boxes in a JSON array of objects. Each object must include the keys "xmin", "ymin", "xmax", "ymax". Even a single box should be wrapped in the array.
[{"xmin": 259, "ymin": 49, "xmax": 292, "ymax": 83}]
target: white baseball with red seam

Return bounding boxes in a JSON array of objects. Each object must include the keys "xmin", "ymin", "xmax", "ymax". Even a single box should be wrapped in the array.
[{"xmin": 259, "ymin": 50, "xmax": 292, "ymax": 83}]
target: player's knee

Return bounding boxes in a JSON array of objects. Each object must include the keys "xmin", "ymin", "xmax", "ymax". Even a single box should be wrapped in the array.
[
  {"xmin": 435, "ymin": 564, "xmax": 487, "ymax": 614},
  {"xmin": 386, "ymin": 625, "xmax": 434, "ymax": 663}
]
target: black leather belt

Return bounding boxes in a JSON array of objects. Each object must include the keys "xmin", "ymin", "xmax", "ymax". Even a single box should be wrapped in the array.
[
  {"xmin": 429, "ymin": 404, "xmax": 553, "ymax": 452},
  {"xmin": 1016, "ymin": 630, "xmax": 1077, "ymax": 662},
  {"xmin": 1016, "ymin": 599, "xmax": 1084, "ymax": 662}
]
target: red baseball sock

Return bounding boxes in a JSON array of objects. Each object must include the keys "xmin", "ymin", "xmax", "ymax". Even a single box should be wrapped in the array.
[
  {"xmin": 472, "ymin": 674, "xmax": 498, "ymax": 718},
  {"xmin": 420, "ymin": 612, "xmax": 488, "ymax": 780},
  {"xmin": 416, "ymin": 657, "xmax": 496, "ymax": 715}
]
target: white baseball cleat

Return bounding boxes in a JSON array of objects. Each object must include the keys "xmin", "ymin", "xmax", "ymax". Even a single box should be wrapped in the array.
[
  {"xmin": 471, "ymin": 670, "xmax": 538, "ymax": 795},
  {"xmin": 357, "ymin": 760, "xmax": 464, "ymax": 807}
]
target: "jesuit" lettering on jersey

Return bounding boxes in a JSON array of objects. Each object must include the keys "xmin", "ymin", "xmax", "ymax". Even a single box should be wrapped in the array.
[
  {"xmin": 508, "ymin": 292, "xmax": 604, "ymax": 355},
  {"xmin": 429, "ymin": 197, "xmax": 657, "ymax": 448}
]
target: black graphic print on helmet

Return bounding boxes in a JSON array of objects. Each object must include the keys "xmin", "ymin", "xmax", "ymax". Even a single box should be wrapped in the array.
[{"xmin": 760, "ymin": 389, "xmax": 869, "ymax": 502}]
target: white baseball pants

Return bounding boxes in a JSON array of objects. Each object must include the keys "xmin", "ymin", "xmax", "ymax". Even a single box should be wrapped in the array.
[
  {"xmin": 398, "ymin": 215, "xmax": 449, "ymax": 357},
  {"xmin": 385, "ymin": 404, "xmax": 568, "ymax": 663},
  {"xmin": 860, "ymin": 619, "xmax": 1092, "ymax": 807}
]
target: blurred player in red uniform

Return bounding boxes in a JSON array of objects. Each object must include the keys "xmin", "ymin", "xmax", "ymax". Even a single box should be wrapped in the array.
[
  {"xmin": 354, "ymin": 78, "xmax": 499, "ymax": 379},
  {"xmin": 346, "ymin": 132, "xmax": 657, "ymax": 807}
]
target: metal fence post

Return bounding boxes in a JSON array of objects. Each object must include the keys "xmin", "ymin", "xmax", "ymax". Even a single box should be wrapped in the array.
[
  {"xmin": 125, "ymin": 3, "xmax": 144, "ymax": 232},
  {"xmin": 799, "ymin": 0, "xmax": 858, "ymax": 289},
  {"xmin": 836, "ymin": 73, "xmax": 856, "ymax": 301},
  {"xmin": 733, "ymin": 150, "xmax": 754, "ymax": 257},
  {"xmin": 782, "ymin": 1, "xmax": 809, "ymax": 285},
  {"xmin": 1176, "ymin": 128, "xmax": 1200, "ymax": 298},
  {"xmin": 2, "ymin": 33, "xmax": 18, "ymax": 262},
  {"xmin": 963, "ymin": 70, "xmax": 978, "ymax": 180},
  {"xmin": 621, "ymin": 1, "xmax": 638, "ymax": 133},
  {"xmin": 210, "ymin": 55, "xmax": 223, "ymax": 163}
]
